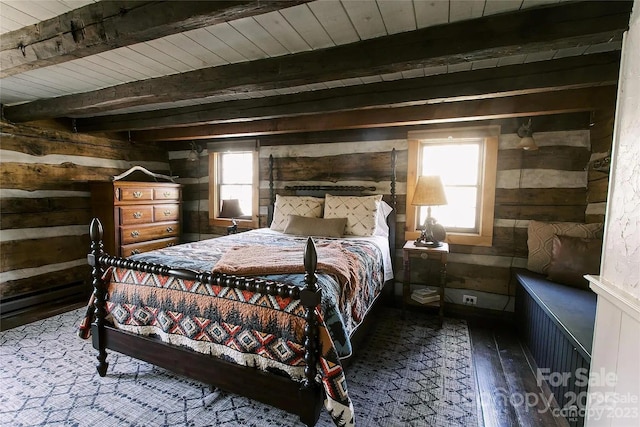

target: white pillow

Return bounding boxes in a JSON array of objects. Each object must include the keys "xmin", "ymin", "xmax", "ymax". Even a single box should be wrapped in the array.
[
  {"xmin": 374, "ymin": 200, "xmax": 393, "ymax": 238},
  {"xmin": 270, "ymin": 195, "xmax": 324, "ymax": 232},
  {"xmin": 324, "ymin": 194, "xmax": 382, "ymax": 237}
]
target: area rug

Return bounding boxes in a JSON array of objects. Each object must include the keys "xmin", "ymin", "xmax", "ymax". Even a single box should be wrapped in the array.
[{"xmin": 0, "ymin": 307, "xmax": 477, "ymax": 426}]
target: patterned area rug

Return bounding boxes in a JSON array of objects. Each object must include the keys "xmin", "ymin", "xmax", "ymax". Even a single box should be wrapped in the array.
[{"xmin": 0, "ymin": 307, "xmax": 477, "ymax": 427}]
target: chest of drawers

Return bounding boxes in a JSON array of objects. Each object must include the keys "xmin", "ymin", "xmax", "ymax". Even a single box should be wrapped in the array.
[{"xmin": 90, "ymin": 181, "xmax": 182, "ymax": 257}]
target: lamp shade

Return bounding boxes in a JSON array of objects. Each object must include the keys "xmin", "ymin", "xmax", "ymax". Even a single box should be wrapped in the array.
[
  {"xmin": 516, "ymin": 136, "xmax": 538, "ymax": 151},
  {"xmin": 516, "ymin": 118, "xmax": 538, "ymax": 151},
  {"xmin": 187, "ymin": 149, "xmax": 199, "ymax": 162},
  {"xmin": 411, "ymin": 176, "xmax": 447, "ymax": 206},
  {"xmin": 219, "ymin": 199, "xmax": 244, "ymax": 218}
]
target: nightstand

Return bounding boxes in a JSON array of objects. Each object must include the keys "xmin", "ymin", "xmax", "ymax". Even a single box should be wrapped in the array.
[{"xmin": 402, "ymin": 240, "xmax": 449, "ymax": 326}]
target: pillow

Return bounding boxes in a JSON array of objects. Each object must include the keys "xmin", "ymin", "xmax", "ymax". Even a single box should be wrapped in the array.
[
  {"xmin": 547, "ymin": 235, "xmax": 602, "ymax": 290},
  {"xmin": 284, "ymin": 215, "xmax": 347, "ymax": 238},
  {"xmin": 527, "ymin": 220, "xmax": 603, "ymax": 274},
  {"xmin": 324, "ymin": 194, "xmax": 382, "ymax": 237},
  {"xmin": 270, "ymin": 195, "xmax": 324, "ymax": 232},
  {"xmin": 374, "ymin": 200, "xmax": 394, "ymax": 238}
]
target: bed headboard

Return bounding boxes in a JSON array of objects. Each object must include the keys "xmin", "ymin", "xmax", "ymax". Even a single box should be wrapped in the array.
[{"xmin": 267, "ymin": 149, "xmax": 398, "ymax": 261}]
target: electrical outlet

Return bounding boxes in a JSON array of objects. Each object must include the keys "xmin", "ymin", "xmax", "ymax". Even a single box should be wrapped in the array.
[{"xmin": 463, "ymin": 295, "xmax": 477, "ymax": 305}]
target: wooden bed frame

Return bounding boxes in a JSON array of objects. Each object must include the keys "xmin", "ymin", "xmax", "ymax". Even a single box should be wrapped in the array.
[{"xmin": 87, "ymin": 149, "xmax": 397, "ymax": 427}]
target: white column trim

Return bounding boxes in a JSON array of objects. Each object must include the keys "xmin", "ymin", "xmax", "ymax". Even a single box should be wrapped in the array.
[{"xmin": 587, "ymin": 275, "xmax": 640, "ymax": 322}]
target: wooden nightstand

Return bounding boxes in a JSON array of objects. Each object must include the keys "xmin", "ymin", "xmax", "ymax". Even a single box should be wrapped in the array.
[{"xmin": 402, "ymin": 240, "xmax": 449, "ymax": 326}]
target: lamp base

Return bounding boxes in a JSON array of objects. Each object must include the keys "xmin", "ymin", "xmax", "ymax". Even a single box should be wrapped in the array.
[
  {"xmin": 415, "ymin": 219, "xmax": 446, "ymax": 248},
  {"xmin": 415, "ymin": 238, "xmax": 443, "ymax": 248}
]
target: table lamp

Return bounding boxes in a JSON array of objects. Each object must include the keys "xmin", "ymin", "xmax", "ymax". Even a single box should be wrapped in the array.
[
  {"xmin": 219, "ymin": 199, "xmax": 244, "ymax": 234},
  {"xmin": 411, "ymin": 176, "xmax": 448, "ymax": 247}
]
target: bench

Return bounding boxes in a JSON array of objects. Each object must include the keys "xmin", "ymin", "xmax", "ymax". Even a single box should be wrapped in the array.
[{"xmin": 513, "ymin": 267, "xmax": 597, "ymax": 427}]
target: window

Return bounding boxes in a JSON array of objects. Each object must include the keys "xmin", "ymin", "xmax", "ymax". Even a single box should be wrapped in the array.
[
  {"xmin": 209, "ymin": 145, "xmax": 259, "ymax": 229},
  {"xmin": 406, "ymin": 127, "xmax": 498, "ymax": 246},
  {"xmin": 218, "ymin": 152, "xmax": 254, "ymax": 215},
  {"xmin": 420, "ymin": 141, "xmax": 481, "ymax": 233}
]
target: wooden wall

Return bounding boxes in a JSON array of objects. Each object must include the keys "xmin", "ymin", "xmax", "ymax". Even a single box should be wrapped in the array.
[
  {"xmin": 169, "ymin": 111, "xmax": 599, "ymax": 314},
  {"xmin": 0, "ymin": 120, "xmax": 169, "ymax": 329},
  {"xmin": 586, "ymin": 99, "xmax": 616, "ymax": 224},
  {"xmin": 0, "ymin": 104, "xmax": 615, "ymax": 327}
]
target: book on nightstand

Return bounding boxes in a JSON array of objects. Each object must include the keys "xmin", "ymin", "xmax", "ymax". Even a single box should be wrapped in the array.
[{"xmin": 411, "ymin": 287, "xmax": 440, "ymax": 304}]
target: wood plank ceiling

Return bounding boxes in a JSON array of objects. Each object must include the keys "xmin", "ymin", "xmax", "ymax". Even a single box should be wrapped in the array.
[{"xmin": 0, "ymin": 0, "xmax": 633, "ymax": 142}]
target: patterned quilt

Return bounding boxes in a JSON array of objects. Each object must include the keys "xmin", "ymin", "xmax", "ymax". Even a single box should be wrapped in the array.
[{"xmin": 80, "ymin": 229, "xmax": 387, "ymax": 426}]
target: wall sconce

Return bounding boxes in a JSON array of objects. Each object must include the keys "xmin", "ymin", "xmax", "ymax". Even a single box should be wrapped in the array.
[
  {"xmin": 589, "ymin": 154, "xmax": 611, "ymax": 173},
  {"xmin": 516, "ymin": 118, "xmax": 538, "ymax": 151},
  {"xmin": 187, "ymin": 141, "xmax": 203, "ymax": 162}
]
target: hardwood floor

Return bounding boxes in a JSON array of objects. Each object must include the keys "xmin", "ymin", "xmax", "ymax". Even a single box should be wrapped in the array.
[{"xmin": 469, "ymin": 321, "xmax": 570, "ymax": 427}]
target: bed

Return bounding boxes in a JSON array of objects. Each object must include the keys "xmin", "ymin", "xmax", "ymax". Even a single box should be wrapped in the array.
[{"xmin": 79, "ymin": 151, "xmax": 397, "ymax": 427}]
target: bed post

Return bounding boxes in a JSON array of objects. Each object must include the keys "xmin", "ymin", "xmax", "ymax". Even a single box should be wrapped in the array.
[
  {"xmin": 88, "ymin": 218, "xmax": 109, "ymax": 377},
  {"xmin": 389, "ymin": 148, "xmax": 397, "ymax": 266},
  {"xmin": 299, "ymin": 237, "xmax": 322, "ymax": 426},
  {"xmin": 391, "ymin": 148, "xmax": 397, "ymax": 210},
  {"xmin": 268, "ymin": 154, "xmax": 275, "ymax": 226}
]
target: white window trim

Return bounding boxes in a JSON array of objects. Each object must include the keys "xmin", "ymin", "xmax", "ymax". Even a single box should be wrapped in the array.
[{"xmin": 405, "ymin": 126, "xmax": 499, "ymax": 247}]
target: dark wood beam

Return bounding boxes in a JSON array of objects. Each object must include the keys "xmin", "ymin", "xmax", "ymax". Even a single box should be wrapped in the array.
[
  {"xmin": 253, "ymin": 113, "xmax": 591, "ymax": 147},
  {"xmin": 76, "ymin": 51, "xmax": 621, "ymax": 132},
  {"xmin": 0, "ymin": 0, "xmax": 310, "ymax": 78},
  {"xmin": 131, "ymin": 86, "xmax": 616, "ymax": 141},
  {"xmin": 3, "ymin": 0, "xmax": 631, "ymax": 123}
]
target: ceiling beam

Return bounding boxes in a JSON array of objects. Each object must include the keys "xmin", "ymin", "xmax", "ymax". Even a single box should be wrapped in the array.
[
  {"xmin": 254, "ymin": 113, "xmax": 591, "ymax": 147},
  {"xmin": 75, "ymin": 51, "xmax": 621, "ymax": 132},
  {"xmin": 0, "ymin": 0, "xmax": 310, "ymax": 78},
  {"xmin": 131, "ymin": 86, "xmax": 616, "ymax": 141},
  {"xmin": 3, "ymin": 0, "xmax": 631, "ymax": 123}
]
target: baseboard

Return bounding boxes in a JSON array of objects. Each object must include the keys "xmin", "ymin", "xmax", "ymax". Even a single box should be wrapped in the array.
[
  {"xmin": 445, "ymin": 302, "xmax": 515, "ymax": 324},
  {"xmin": 1, "ymin": 298, "xmax": 86, "ymax": 331},
  {"xmin": 519, "ymin": 341, "xmax": 571, "ymax": 427},
  {"xmin": 392, "ymin": 295, "xmax": 514, "ymax": 326}
]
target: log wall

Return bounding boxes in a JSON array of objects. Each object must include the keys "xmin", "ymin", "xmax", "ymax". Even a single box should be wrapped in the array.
[
  {"xmin": 0, "ymin": 120, "xmax": 170, "ymax": 329},
  {"xmin": 169, "ymin": 113, "xmax": 597, "ymax": 314},
  {"xmin": 0, "ymin": 105, "xmax": 613, "ymax": 326},
  {"xmin": 586, "ymin": 99, "xmax": 616, "ymax": 224}
]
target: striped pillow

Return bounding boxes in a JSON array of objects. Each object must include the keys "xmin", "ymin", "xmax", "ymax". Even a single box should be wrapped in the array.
[{"xmin": 527, "ymin": 220, "xmax": 604, "ymax": 274}]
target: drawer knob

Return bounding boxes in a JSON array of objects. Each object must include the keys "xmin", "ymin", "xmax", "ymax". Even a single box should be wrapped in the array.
[
  {"xmin": 420, "ymin": 253, "xmax": 429, "ymax": 259},
  {"xmin": 133, "ymin": 191, "xmax": 142, "ymax": 198},
  {"xmin": 133, "ymin": 212, "xmax": 142, "ymax": 219},
  {"xmin": 131, "ymin": 230, "xmax": 139, "ymax": 238},
  {"xmin": 131, "ymin": 249, "xmax": 140, "ymax": 255},
  {"xmin": 166, "ymin": 226, "xmax": 174, "ymax": 233},
  {"xmin": 163, "ymin": 191, "xmax": 171, "ymax": 197},
  {"xmin": 164, "ymin": 210, "xmax": 171, "ymax": 216}
]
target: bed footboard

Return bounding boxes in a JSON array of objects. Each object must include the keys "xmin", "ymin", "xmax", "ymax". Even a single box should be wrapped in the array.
[{"xmin": 87, "ymin": 217, "xmax": 324, "ymax": 425}]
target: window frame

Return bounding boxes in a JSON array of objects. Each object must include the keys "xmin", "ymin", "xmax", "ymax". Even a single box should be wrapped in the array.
[
  {"xmin": 405, "ymin": 127, "xmax": 498, "ymax": 247},
  {"xmin": 208, "ymin": 149, "xmax": 259, "ymax": 229}
]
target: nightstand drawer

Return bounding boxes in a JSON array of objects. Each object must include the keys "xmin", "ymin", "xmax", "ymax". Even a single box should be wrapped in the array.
[{"xmin": 408, "ymin": 251, "xmax": 447, "ymax": 263}]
